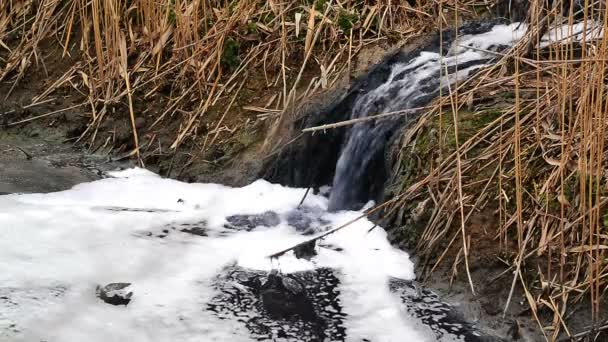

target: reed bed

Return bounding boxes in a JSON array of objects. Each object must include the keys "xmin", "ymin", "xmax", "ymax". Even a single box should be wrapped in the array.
[
  {"xmin": 386, "ymin": 1, "xmax": 608, "ymax": 339},
  {"xmin": 1, "ymin": 0, "xmax": 487, "ymax": 166}
]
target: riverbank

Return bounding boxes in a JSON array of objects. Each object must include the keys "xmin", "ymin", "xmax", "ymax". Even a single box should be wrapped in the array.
[{"xmin": 0, "ymin": 37, "xmax": 575, "ymax": 342}]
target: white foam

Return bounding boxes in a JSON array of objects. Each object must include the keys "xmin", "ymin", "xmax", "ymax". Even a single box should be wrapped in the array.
[
  {"xmin": 452, "ymin": 23, "xmax": 527, "ymax": 55},
  {"xmin": 9, "ymin": 22, "xmax": 600, "ymax": 342},
  {"xmin": 0, "ymin": 168, "xmax": 426, "ymax": 342},
  {"xmin": 541, "ymin": 21, "xmax": 604, "ymax": 47}
]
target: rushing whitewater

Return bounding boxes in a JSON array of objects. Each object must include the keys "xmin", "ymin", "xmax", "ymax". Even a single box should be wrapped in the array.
[{"xmin": 327, "ymin": 23, "xmax": 527, "ymax": 211}]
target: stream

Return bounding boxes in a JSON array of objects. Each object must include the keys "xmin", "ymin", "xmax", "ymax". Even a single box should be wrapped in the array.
[
  {"xmin": 0, "ymin": 168, "xmax": 493, "ymax": 342},
  {"xmin": 0, "ymin": 21, "xmax": 601, "ymax": 342}
]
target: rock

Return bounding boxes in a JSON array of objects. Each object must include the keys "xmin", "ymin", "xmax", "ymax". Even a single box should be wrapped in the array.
[
  {"xmin": 389, "ymin": 278, "xmax": 506, "ymax": 342},
  {"xmin": 259, "ymin": 270, "xmax": 317, "ymax": 321},
  {"xmin": 96, "ymin": 283, "xmax": 133, "ymax": 306},
  {"xmin": 208, "ymin": 266, "xmax": 346, "ymax": 341},
  {"xmin": 286, "ymin": 210, "xmax": 313, "ymax": 231},
  {"xmin": 293, "ymin": 240, "xmax": 317, "ymax": 260},
  {"xmin": 411, "ymin": 198, "xmax": 432, "ymax": 223},
  {"xmin": 0, "ymin": 159, "xmax": 98, "ymax": 194},
  {"xmin": 285, "ymin": 206, "xmax": 329, "ymax": 235},
  {"xmin": 180, "ymin": 226, "xmax": 207, "ymax": 236},
  {"xmin": 141, "ymin": 220, "xmax": 208, "ymax": 238},
  {"xmin": 225, "ymin": 211, "xmax": 280, "ymax": 231}
]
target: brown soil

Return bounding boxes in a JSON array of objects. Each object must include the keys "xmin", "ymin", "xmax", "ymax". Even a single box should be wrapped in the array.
[
  {"xmin": 0, "ymin": 39, "xmax": 272, "ymax": 187},
  {"xmin": 418, "ymin": 207, "xmax": 545, "ymax": 341},
  {"xmin": 419, "ymin": 206, "xmax": 608, "ymax": 341},
  {"xmin": 1, "ymin": 22, "xmax": 409, "ymax": 187}
]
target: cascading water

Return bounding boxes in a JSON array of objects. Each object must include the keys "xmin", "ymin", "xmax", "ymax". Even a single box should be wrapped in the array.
[
  {"xmin": 328, "ymin": 23, "xmax": 526, "ymax": 211},
  {"xmin": 326, "ymin": 20, "xmax": 603, "ymax": 211}
]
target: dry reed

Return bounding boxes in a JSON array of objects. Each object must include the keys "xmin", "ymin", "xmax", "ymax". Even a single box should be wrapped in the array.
[
  {"xmin": 385, "ymin": 1, "xmax": 608, "ymax": 339},
  {"xmin": 2, "ymin": 0, "xmax": 486, "ymax": 163}
]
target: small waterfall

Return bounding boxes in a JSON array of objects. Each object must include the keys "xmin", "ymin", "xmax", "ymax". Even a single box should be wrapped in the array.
[{"xmin": 328, "ymin": 23, "xmax": 526, "ymax": 211}]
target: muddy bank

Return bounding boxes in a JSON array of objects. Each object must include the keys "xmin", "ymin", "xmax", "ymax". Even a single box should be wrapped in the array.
[
  {"xmin": 3, "ymin": 13, "xmax": 602, "ymax": 341},
  {"xmin": 0, "ymin": 128, "xmax": 132, "ymax": 194}
]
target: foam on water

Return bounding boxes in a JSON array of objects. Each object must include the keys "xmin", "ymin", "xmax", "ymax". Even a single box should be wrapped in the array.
[{"xmin": 0, "ymin": 169, "xmax": 427, "ymax": 342}]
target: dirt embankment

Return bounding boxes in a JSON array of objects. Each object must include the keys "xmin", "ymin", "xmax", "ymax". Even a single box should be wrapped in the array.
[
  {"xmin": 0, "ymin": 26, "xmax": 399, "ymax": 190},
  {"xmin": 383, "ymin": 100, "xmax": 608, "ymax": 341}
]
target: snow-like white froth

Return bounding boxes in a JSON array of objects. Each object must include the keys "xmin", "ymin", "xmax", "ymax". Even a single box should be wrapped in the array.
[{"xmin": 0, "ymin": 169, "xmax": 428, "ymax": 342}]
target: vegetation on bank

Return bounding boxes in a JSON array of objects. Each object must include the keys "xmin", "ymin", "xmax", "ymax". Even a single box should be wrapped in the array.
[
  {"xmin": 2, "ymin": 0, "xmax": 608, "ymax": 340},
  {"xmin": 0, "ymin": 0, "xmax": 483, "ymax": 168},
  {"xmin": 384, "ymin": 3, "xmax": 608, "ymax": 340}
]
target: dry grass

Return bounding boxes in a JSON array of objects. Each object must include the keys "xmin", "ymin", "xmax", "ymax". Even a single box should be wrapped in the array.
[
  {"xmin": 384, "ymin": 1, "xmax": 608, "ymax": 339},
  {"xmin": 1, "ymin": 0, "xmax": 489, "ymax": 166}
]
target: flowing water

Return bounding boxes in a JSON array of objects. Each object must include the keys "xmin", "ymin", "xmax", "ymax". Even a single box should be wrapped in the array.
[
  {"xmin": 327, "ymin": 23, "xmax": 526, "ymax": 211},
  {"xmin": 0, "ymin": 169, "xmax": 464, "ymax": 342},
  {"xmin": 327, "ymin": 21, "xmax": 603, "ymax": 211},
  {"xmin": 1, "ymin": 21, "xmax": 601, "ymax": 342}
]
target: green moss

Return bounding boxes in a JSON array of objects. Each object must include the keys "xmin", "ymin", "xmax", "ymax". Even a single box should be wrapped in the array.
[
  {"xmin": 416, "ymin": 109, "xmax": 501, "ymax": 154},
  {"xmin": 167, "ymin": 0, "xmax": 176, "ymax": 25},
  {"xmin": 246, "ymin": 21, "xmax": 258, "ymax": 34},
  {"xmin": 228, "ymin": 0, "xmax": 239, "ymax": 14},
  {"xmin": 500, "ymin": 91, "xmax": 516, "ymax": 99},
  {"xmin": 566, "ymin": 173, "xmax": 607, "ymax": 206},
  {"xmin": 337, "ymin": 9, "xmax": 359, "ymax": 32},
  {"xmin": 387, "ymin": 107, "xmax": 507, "ymax": 247},
  {"xmin": 215, "ymin": 127, "xmax": 262, "ymax": 162},
  {"xmin": 370, "ymin": 15, "xmax": 381, "ymax": 32},
  {"xmin": 221, "ymin": 38, "xmax": 241, "ymax": 71},
  {"xmin": 261, "ymin": 12, "xmax": 275, "ymax": 25},
  {"xmin": 235, "ymin": 128, "xmax": 259, "ymax": 147},
  {"xmin": 314, "ymin": 0, "xmax": 328, "ymax": 12},
  {"xmin": 399, "ymin": 222, "xmax": 423, "ymax": 250},
  {"xmin": 457, "ymin": 110, "xmax": 499, "ymax": 139}
]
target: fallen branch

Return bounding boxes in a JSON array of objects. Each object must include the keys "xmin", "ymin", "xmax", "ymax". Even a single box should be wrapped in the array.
[
  {"xmin": 268, "ymin": 197, "xmax": 396, "ymax": 259},
  {"xmin": 301, "ymin": 105, "xmax": 433, "ymax": 133},
  {"xmin": 298, "ymin": 187, "xmax": 311, "ymax": 208},
  {"xmin": 6, "ymin": 103, "xmax": 87, "ymax": 126}
]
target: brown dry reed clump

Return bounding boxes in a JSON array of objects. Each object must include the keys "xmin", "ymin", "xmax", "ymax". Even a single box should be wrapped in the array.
[
  {"xmin": 381, "ymin": 1, "xmax": 608, "ymax": 340},
  {"xmin": 0, "ymin": 0, "xmax": 487, "ymax": 166}
]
